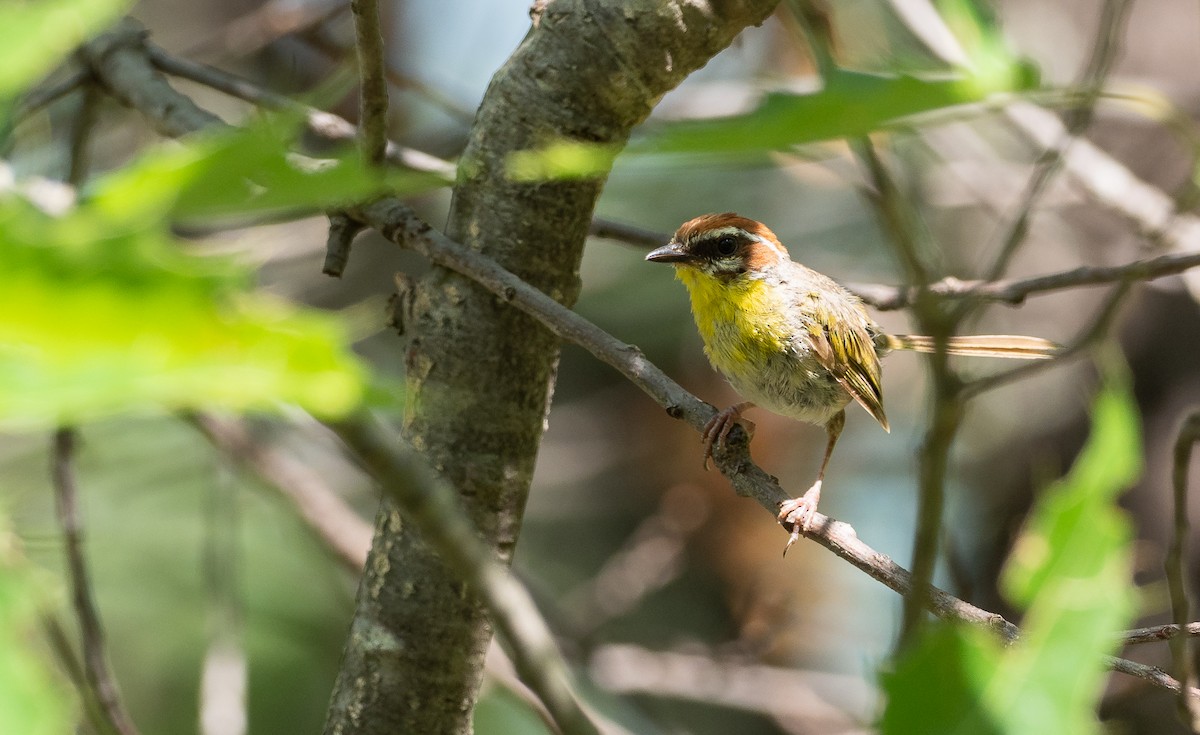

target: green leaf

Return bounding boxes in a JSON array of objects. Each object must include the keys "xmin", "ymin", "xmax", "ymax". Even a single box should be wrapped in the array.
[
  {"xmin": 880, "ymin": 624, "xmax": 1003, "ymax": 735},
  {"xmin": 508, "ymin": 65, "xmax": 1038, "ymax": 181},
  {"xmin": 881, "ymin": 366, "xmax": 1140, "ymax": 735},
  {"xmin": 88, "ymin": 115, "xmax": 452, "ymax": 223},
  {"xmin": 0, "ymin": 194, "xmax": 367, "ymax": 428},
  {"xmin": 0, "ymin": 519, "xmax": 73, "ymax": 735},
  {"xmin": 0, "ymin": 0, "xmax": 130, "ymax": 99}
]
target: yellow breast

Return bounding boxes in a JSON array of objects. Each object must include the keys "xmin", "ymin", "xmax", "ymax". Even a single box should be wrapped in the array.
[{"xmin": 676, "ymin": 268, "xmax": 790, "ymax": 374}]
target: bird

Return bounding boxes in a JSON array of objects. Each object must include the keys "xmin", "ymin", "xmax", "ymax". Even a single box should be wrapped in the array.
[{"xmin": 646, "ymin": 213, "xmax": 1058, "ymax": 552}]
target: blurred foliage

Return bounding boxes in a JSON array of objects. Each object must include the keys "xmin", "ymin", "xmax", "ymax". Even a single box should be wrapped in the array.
[
  {"xmin": 0, "ymin": 108, "xmax": 457, "ymax": 429},
  {"xmin": 0, "ymin": 0, "xmax": 129, "ymax": 100},
  {"xmin": 508, "ymin": 0, "xmax": 1038, "ymax": 182},
  {"xmin": 881, "ymin": 362, "xmax": 1140, "ymax": 735},
  {"xmin": 0, "ymin": 520, "xmax": 72, "ymax": 735}
]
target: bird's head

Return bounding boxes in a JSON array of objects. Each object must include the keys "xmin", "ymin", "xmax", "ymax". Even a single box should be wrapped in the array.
[{"xmin": 645, "ymin": 213, "xmax": 789, "ymax": 281}]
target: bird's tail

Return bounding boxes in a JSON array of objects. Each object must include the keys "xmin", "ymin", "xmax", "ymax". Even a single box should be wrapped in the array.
[{"xmin": 881, "ymin": 334, "xmax": 1059, "ymax": 360}]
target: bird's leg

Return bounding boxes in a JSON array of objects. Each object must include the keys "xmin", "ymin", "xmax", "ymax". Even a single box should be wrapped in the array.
[
  {"xmin": 779, "ymin": 410, "xmax": 845, "ymax": 554},
  {"xmin": 701, "ymin": 401, "xmax": 755, "ymax": 470}
]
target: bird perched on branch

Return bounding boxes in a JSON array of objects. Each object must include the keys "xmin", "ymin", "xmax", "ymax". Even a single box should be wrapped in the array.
[{"xmin": 646, "ymin": 213, "xmax": 1058, "ymax": 552}]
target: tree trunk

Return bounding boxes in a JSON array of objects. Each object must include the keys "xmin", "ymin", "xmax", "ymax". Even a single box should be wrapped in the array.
[{"xmin": 322, "ymin": 3, "xmax": 778, "ymax": 733}]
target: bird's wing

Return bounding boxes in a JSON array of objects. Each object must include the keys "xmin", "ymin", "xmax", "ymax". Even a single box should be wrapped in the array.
[{"xmin": 805, "ymin": 303, "xmax": 890, "ymax": 432}]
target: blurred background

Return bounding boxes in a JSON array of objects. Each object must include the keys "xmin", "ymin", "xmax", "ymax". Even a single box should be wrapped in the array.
[{"xmin": 7, "ymin": 0, "xmax": 1200, "ymax": 733}]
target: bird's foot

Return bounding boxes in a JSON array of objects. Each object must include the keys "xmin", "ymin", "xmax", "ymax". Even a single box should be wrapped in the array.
[
  {"xmin": 701, "ymin": 403, "xmax": 755, "ymax": 470},
  {"xmin": 778, "ymin": 480, "xmax": 822, "ymax": 555}
]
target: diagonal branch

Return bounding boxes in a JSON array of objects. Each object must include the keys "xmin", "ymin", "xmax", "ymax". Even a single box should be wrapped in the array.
[
  {"xmin": 324, "ymin": 416, "xmax": 601, "ymax": 735},
  {"xmin": 52, "ymin": 429, "xmax": 141, "ymax": 735}
]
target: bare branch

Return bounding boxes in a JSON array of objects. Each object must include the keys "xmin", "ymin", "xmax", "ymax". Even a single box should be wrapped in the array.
[
  {"xmin": 587, "ymin": 218, "xmax": 668, "ymax": 250},
  {"xmin": 852, "ymin": 249, "xmax": 1200, "ymax": 310},
  {"xmin": 66, "ymin": 82, "xmax": 102, "ymax": 186},
  {"xmin": 17, "ymin": 67, "xmax": 89, "ymax": 117},
  {"xmin": 52, "ymin": 429, "xmax": 141, "ymax": 735},
  {"xmin": 1169, "ymin": 411, "xmax": 1200, "ymax": 726},
  {"xmin": 144, "ymin": 44, "xmax": 454, "ymax": 176},
  {"xmin": 349, "ymin": 0, "xmax": 388, "ymax": 166},
  {"xmin": 1106, "ymin": 656, "xmax": 1200, "ymax": 699},
  {"xmin": 80, "ymin": 21, "xmax": 226, "ymax": 138},
  {"xmin": 322, "ymin": 212, "xmax": 364, "ymax": 278},
  {"xmin": 1122, "ymin": 622, "xmax": 1200, "ymax": 646}
]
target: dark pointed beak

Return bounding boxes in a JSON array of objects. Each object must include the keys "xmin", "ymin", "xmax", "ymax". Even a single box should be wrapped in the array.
[{"xmin": 645, "ymin": 241, "xmax": 691, "ymax": 264}]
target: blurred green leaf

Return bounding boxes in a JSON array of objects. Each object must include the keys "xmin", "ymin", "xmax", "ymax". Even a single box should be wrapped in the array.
[
  {"xmin": 880, "ymin": 624, "xmax": 1002, "ymax": 735},
  {"xmin": 509, "ymin": 65, "xmax": 1037, "ymax": 181},
  {"xmin": 936, "ymin": 0, "xmax": 1040, "ymax": 91},
  {"xmin": 881, "ymin": 368, "xmax": 1140, "ymax": 735},
  {"xmin": 0, "ymin": 521, "xmax": 73, "ymax": 735},
  {"xmin": 89, "ymin": 115, "xmax": 451, "ymax": 223},
  {"xmin": 0, "ymin": 0, "xmax": 129, "ymax": 99},
  {"xmin": 993, "ymin": 366, "xmax": 1139, "ymax": 735},
  {"xmin": 0, "ymin": 193, "xmax": 366, "ymax": 428}
]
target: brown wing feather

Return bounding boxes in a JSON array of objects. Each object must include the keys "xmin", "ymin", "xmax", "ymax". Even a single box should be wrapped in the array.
[{"xmin": 807, "ymin": 306, "xmax": 890, "ymax": 432}]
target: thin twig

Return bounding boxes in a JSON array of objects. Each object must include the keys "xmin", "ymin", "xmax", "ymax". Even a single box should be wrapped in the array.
[
  {"xmin": 851, "ymin": 136, "xmax": 959, "ymax": 650},
  {"xmin": 17, "ymin": 67, "xmax": 89, "ymax": 117},
  {"xmin": 40, "ymin": 614, "xmax": 122, "ymax": 735},
  {"xmin": 1106, "ymin": 656, "xmax": 1200, "ymax": 699},
  {"xmin": 325, "ymin": 415, "xmax": 603, "ymax": 735},
  {"xmin": 144, "ymin": 44, "xmax": 454, "ymax": 176},
  {"xmin": 853, "ymin": 249, "xmax": 1200, "ymax": 311},
  {"xmin": 323, "ymin": 212, "xmax": 364, "ymax": 277},
  {"xmin": 349, "ymin": 0, "xmax": 389, "ymax": 166},
  {"xmin": 52, "ymin": 429, "xmax": 141, "ymax": 735},
  {"xmin": 1122, "ymin": 622, "xmax": 1200, "ymax": 646},
  {"xmin": 983, "ymin": 0, "xmax": 1133, "ymax": 281},
  {"xmin": 66, "ymin": 82, "xmax": 102, "ymax": 186},
  {"xmin": 1169, "ymin": 411, "xmax": 1200, "ymax": 727},
  {"xmin": 961, "ymin": 282, "xmax": 1131, "ymax": 399},
  {"xmin": 587, "ymin": 218, "xmax": 668, "ymax": 250},
  {"xmin": 852, "ymin": 137, "xmax": 933, "ymax": 286}
]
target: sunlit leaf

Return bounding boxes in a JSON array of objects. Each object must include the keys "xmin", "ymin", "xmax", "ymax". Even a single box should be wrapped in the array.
[
  {"xmin": 0, "ymin": 0, "xmax": 129, "ymax": 98},
  {"xmin": 88, "ymin": 114, "xmax": 451, "ymax": 222},
  {"xmin": 508, "ymin": 64, "xmax": 1038, "ymax": 181},
  {"xmin": 993, "ymin": 363, "xmax": 1139, "ymax": 735},
  {"xmin": 880, "ymin": 624, "xmax": 1002, "ymax": 734},
  {"xmin": 881, "ymin": 365, "xmax": 1140, "ymax": 735},
  {"xmin": 0, "ymin": 195, "xmax": 366, "ymax": 428},
  {"xmin": 936, "ymin": 0, "xmax": 1039, "ymax": 91}
]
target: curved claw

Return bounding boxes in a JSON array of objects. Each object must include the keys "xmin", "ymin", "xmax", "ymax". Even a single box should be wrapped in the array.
[
  {"xmin": 778, "ymin": 480, "xmax": 822, "ymax": 556},
  {"xmin": 701, "ymin": 402, "xmax": 755, "ymax": 470}
]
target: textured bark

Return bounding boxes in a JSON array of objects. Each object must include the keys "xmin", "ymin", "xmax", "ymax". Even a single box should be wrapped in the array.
[{"xmin": 322, "ymin": 3, "xmax": 778, "ymax": 734}]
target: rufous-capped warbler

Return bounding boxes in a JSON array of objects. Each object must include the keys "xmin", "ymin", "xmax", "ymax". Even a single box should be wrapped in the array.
[{"xmin": 646, "ymin": 213, "xmax": 1057, "ymax": 550}]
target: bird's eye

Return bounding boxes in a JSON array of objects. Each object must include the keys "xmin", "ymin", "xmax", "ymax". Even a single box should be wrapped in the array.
[{"xmin": 715, "ymin": 236, "xmax": 738, "ymax": 256}]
